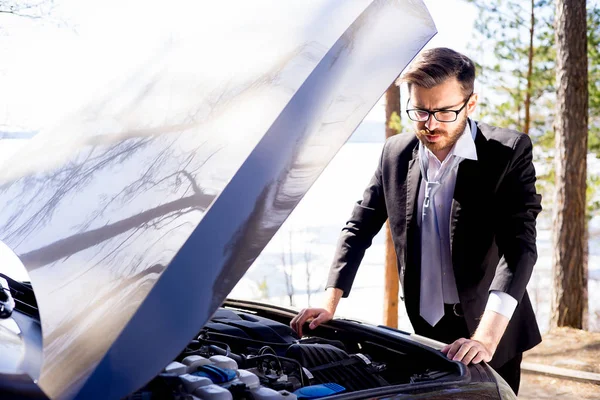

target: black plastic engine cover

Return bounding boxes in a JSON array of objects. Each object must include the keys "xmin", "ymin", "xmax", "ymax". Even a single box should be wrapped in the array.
[
  {"xmin": 206, "ymin": 308, "xmax": 298, "ymax": 343},
  {"xmin": 285, "ymin": 344, "xmax": 347, "ymax": 368},
  {"xmin": 285, "ymin": 344, "xmax": 388, "ymax": 391}
]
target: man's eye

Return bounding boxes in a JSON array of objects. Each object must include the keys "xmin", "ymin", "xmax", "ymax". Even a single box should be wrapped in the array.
[{"xmin": 435, "ymin": 111, "xmax": 455, "ymax": 121}]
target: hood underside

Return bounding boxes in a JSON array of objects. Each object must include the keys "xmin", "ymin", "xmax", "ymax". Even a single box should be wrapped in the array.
[{"xmin": 0, "ymin": 1, "xmax": 436, "ymax": 399}]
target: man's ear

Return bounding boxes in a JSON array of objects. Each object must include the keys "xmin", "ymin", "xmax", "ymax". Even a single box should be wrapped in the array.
[{"xmin": 467, "ymin": 93, "xmax": 478, "ymax": 116}]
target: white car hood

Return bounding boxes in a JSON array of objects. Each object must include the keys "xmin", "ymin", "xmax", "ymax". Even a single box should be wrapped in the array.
[{"xmin": 0, "ymin": 1, "xmax": 436, "ymax": 399}]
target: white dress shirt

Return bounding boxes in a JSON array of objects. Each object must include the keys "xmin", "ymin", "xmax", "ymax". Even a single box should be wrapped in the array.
[{"xmin": 417, "ymin": 119, "xmax": 518, "ymax": 319}]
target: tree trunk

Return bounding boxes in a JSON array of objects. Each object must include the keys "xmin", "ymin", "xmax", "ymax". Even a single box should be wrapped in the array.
[
  {"xmin": 524, "ymin": 0, "xmax": 535, "ymax": 134},
  {"xmin": 20, "ymin": 191, "xmax": 215, "ymax": 269},
  {"xmin": 383, "ymin": 84, "xmax": 400, "ymax": 328},
  {"xmin": 383, "ymin": 221, "xmax": 399, "ymax": 327},
  {"xmin": 551, "ymin": 0, "xmax": 588, "ymax": 329}
]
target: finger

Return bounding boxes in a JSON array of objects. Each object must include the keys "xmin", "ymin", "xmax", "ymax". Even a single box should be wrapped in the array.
[
  {"xmin": 470, "ymin": 341, "xmax": 492, "ymax": 363},
  {"xmin": 289, "ymin": 315, "xmax": 299, "ymax": 330},
  {"xmin": 296, "ymin": 310, "xmax": 318, "ymax": 337},
  {"xmin": 481, "ymin": 349, "xmax": 492, "ymax": 363},
  {"xmin": 446, "ymin": 339, "xmax": 466, "ymax": 360},
  {"xmin": 452, "ymin": 343, "xmax": 474, "ymax": 363},
  {"xmin": 461, "ymin": 346, "xmax": 480, "ymax": 365},
  {"xmin": 309, "ymin": 312, "xmax": 329, "ymax": 329},
  {"xmin": 296, "ymin": 313, "xmax": 306, "ymax": 337},
  {"xmin": 471, "ymin": 352, "xmax": 486, "ymax": 364},
  {"xmin": 290, "ymin": 314, "xmax": 297, "ymax": 328},
  {"xmin": 441, "ymin": 345, "xmax": 450, "ymax": 354},
  {"xmin": 291, "ymin": 311, "xmax": 305, "ymax": 336}
]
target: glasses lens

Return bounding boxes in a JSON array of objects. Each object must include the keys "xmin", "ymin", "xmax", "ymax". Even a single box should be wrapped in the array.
[
  {"xmin": 433, "ymin": 111, "xmax": 457, "ymax": 122},
  {"xmin": 408, "ymin": 110, "xmax": 430, "ymax": 121}
]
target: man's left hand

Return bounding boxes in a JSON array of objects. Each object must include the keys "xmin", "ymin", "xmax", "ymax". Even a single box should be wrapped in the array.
[{"xmin": 441, "ymin": 338, "xmax": 493, "ymax": 365}]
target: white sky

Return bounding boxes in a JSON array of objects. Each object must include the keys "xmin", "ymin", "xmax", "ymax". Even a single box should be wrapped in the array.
[
  {"xmin": 0, "ymin": 0, "xmax": 476, "ymax": 131},
  {"xmin": 0, "ymin": 0, "xmax": 476, "ymax": 280},
  {"xmin": 364, "ymin": 0, "xmax": 478, "ymax": 123}
]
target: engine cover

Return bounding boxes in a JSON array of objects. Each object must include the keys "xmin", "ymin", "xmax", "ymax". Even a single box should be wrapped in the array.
[
  {"xmin": 206, "ymin": 308, "xmax": 298, "ymax": 343},
  {"xmin": 285, "ymin": 344, "xmax": 388, "ymax": 391}
]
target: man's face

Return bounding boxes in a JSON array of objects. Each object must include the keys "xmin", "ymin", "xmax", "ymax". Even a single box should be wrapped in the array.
[{"xmin": 409, "ymin": 78, "xmax": 477, "ymax": 157}]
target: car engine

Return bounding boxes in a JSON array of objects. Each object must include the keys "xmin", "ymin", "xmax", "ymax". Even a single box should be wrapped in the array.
[{"xmin": 125, "ymin": 307, "xmax": 456, "ymax": 400}]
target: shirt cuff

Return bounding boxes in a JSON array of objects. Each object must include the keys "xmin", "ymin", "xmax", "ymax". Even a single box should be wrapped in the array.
[{"xmin": 485, "ymin": 291, "xmax": 518, "ymax": 319}]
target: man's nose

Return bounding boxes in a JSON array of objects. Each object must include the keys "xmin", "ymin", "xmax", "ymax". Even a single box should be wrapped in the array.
[{"xmin": 424, "ymin": 113, "xmax": 439, "ymax": 130}]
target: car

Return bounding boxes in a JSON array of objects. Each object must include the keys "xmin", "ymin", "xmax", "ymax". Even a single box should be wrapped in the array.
[
  {"xmin": 1, "ymin": 274, "xmax": 516, "ymax": 400},
  {"xmin": 132, "ymin": 299, "xmax": 517, "ymax": 399},
  {"xmin": 0, "ymin": 0, "xmax": 517, "ymax": 399}
]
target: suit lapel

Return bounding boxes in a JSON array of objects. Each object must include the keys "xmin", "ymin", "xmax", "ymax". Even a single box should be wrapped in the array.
[
  {"xmin": 450, "ymin": 128, "xmax": 484, "ymax": 256},
  {"xmin": 404, "ymin": 144, "xmax": 421, "ymax": 314},
  {"xmin": 449, "ymin": 163, "xmax": 468, "ymax": 253},
  {"xmin": 405, "ymin": 145, "xmax": 421, "ymax": 231}
]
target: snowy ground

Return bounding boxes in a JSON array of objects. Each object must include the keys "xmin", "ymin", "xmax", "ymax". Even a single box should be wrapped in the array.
[{"xmin": 231, "ymin": 137, "xmax": 600, "ymax": 333}]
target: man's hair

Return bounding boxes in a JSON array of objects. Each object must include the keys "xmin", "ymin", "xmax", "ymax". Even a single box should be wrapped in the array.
[{"xmin": 398, "ymin": 47, "xmax": 475, "ymax": 96}]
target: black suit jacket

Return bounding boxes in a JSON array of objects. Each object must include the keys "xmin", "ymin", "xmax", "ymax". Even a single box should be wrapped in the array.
[{"xmin": 326, "ymin": 121, "xmax": 543, "ymax": 368}]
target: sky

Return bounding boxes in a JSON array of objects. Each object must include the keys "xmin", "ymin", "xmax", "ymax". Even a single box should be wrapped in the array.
[
  {"xmin": 0, "ymin": 0, "xmax": 477, "ymax": 281},
  {"xmin": 364, "ymin": 0, "xmax": 478, "ymax": 123},
  {"xmin": 0, "ymin": 0, "xmax": 477, "ymax": 132}
]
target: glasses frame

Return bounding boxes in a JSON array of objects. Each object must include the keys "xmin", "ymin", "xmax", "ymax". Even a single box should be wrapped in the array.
[{"xmin": 406, "ymin": 92, "xmax": 474, "ymax": 123}]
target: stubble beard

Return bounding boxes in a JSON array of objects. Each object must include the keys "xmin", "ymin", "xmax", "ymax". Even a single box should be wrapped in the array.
[{"xmin": 415, "ymin": 116, "xmax": 468, "ymax": 154}]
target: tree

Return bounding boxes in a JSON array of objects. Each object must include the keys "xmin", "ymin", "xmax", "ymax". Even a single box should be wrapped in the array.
[
  {"xmin": 587, "ymin": 7, "xmax": 600, "ymax": 155},
  {"xmin": 281, "ymin": 229, "xmax": 296, "ymax": 306},
  {"xmin": 0, "ymin": 0, "xmax": 68, "ymax": 36},
  {"xmin": 303, "ymin": 236, "xmax": 319, "ymax": 306},
  {"xmin": 278, "ymin": 227, "xmax": 321, "ymax": 307},
  {"xmin": 467, "ymin": 0, "xmax": 556, "ymax": 137},
  {"xmin": 383, "ymin": 83, "xmax": 401, "ymax": 328},
  {"xmin": 0, "ymin": 0, "xmax": 54, "ymax": 20},
  {"xmin": 467, "ymin": 0, "xmax": 600, "ymax": 331},
  {"xmin": 550, "ymin": 0, "xmax": 588, "ymax": 329}
]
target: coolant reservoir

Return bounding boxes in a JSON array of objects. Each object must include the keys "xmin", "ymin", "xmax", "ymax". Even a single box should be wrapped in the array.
[
  {"xmin": 237, "ymin": 369, "xmax": 260, "ymax": 389},
  {"xmin": 209, "ymin": 355, "xmax": 238, "ymax": 370},
  {"xmin": 192, "ymin": 365, "xmax": 237, "ymax": 384},
  {"xmin": 164, "ymin": 361, "xmax": 187, "ymax": 375},
  {"xmin": 194, "ymin": 384, "xmax": 233, "ymax": 400},
  {"xmin": 251, "ymin": 386, "xmax": 284, "ymax": 400},
  {"xmin": 180, "ymin": 373, "xmax": 212, "ymax": 393},
  {"xmin": 183, "ymin": 355, "xmax": 212, "ymax": 371}
]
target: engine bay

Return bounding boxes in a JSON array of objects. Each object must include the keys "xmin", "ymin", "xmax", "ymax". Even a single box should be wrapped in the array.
[{"xmin": 125, "ymin": 306, "xmax": 461, "ymax": 400}]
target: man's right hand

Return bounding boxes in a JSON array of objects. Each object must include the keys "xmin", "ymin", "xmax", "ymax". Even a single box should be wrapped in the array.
[
  {"xmin": 290, "ymin": 287, "xmax": 343, "ymax": 337},
  {"xmin": 290, "ymin": 308, "xmax": 333, "ymax": 337}
]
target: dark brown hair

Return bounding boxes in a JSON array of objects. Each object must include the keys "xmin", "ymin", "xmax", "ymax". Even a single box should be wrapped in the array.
[{"xmin": 398, "ymin": 47, "xmax": 475, "ymax": 96}]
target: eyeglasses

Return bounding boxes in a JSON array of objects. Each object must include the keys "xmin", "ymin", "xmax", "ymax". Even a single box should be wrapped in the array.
[{"xmin": 406, "ymin": 92, "xmax": 473, "ymax": 123}]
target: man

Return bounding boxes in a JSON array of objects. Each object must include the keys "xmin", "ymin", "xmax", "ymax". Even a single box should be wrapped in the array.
[{"xmin": 290, "ymin": 47, "xmax": 542, "ymax": 394}]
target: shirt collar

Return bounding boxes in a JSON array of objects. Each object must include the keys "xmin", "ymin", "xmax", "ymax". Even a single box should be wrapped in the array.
[
  {"xmin": 420, "ymin": 118, "xmax": 478, "ymax": 163},
  {"xmin": 452, "ymin": 118, "xmax": 478, "ymax": 161}
]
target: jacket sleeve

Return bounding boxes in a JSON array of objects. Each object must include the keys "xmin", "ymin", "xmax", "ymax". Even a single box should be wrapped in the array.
[
  {"xmin": 325, "ymin": 141, "xmax": 390, "ymax": 297},
  {"xmin": 490, "ymin": 134, "xmax": 542, "ymax": 302}
]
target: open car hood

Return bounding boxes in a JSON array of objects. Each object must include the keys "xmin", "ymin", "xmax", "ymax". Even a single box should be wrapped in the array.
[{"xmin": 0, "ymin": 1, "xmax": 436, "ymax": 399}]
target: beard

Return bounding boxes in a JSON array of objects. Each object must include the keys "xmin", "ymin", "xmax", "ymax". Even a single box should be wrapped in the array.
[{"xmin": 415, "ymin": 115, "xmax": 468, "ymax": 154}]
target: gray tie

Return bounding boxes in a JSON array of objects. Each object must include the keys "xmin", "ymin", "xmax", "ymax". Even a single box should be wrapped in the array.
[{"xmin": 418, "ymin": 153, "xmax": 462, "ymax": 327}]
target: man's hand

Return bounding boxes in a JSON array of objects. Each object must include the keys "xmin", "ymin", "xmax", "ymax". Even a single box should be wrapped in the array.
[
  {"xmin": 290, "ymin": 288, "xmax": 342, "ymax": 337},
  {"xmin": 441, "ymin": 338, "xmax": 493, "ymax": 365},
  {"xmin": 441, "ymin": 309, "xmax": 510, "ymax": 365},
  {"xmin": 290, "ymin": 308, "xmax": 333, "ymax": 337}
]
